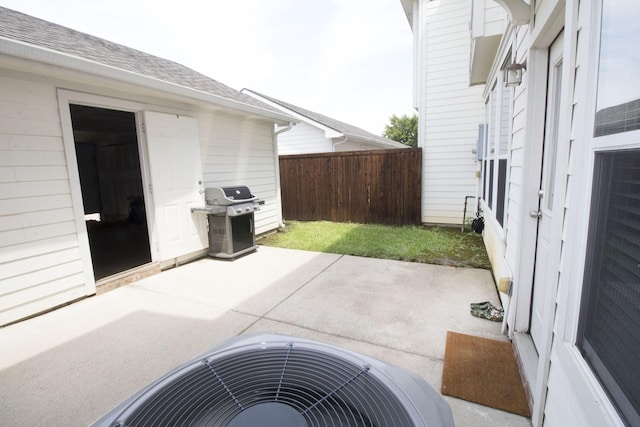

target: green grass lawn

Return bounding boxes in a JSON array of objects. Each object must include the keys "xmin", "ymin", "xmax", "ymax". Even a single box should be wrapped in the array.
[{"xmin": 258, "ymin": 221, "xmax": 490, "ymax": 269}]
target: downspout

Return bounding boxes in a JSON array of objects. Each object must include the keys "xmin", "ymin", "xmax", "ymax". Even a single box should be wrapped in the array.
[
  {"xmin": 462, "ymin": 195, "xmax": 477, "ymax": 232},
  {"xmin": 273, "ymin": 122, "xmax": 294, "ymax": 228},
  {"xmin": 332, "ymin": 135, "xmax": 348, "ymax": 151}
]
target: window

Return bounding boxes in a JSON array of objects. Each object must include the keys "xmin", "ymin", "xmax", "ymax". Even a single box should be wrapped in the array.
[
  {"xmin": 593, "ymin": 0, "xmax": 640, "ymax": 136},
  {"xmin": 496, "ymin": 81, "xmax": 510, "ymax": 225},
  {"xmin": 578, "ymin": 2, "xmax": 640, "ymax": 425},
  {"xmin": 482, "ymin": 89, "xmax": 495, "ymax": 205},
  {"xmin": 479, "ymin": 72, "xmax": 511, "ymax": 227},
  {"xmin": 578, "ymin": 151, "xmax": 640, "ymax": 426}
]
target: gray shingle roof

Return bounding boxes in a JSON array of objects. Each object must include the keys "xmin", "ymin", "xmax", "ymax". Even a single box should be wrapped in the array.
[
  {"xmin": 0, "ymin": 6, "xmax": 273, "ymax": 111},
  {"xmin": 243, "ymin": 89, "xmax": 405, "ymax": 147}
]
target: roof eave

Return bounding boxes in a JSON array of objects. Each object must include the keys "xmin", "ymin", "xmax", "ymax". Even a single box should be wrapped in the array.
[
  {"xmin": 241, "ymin": 89, "xmax": 338, "ymax": 136},
  {"xmin": 399, "ymin": 0, "xmax": 413, "ymax": 28},
  {"xmin": 341, "ymin": 133, "xmax": 409, "ymax": 149},
  {"xmin": 0, "ymin": 37, "xmax": 295, "ymax": 124}
]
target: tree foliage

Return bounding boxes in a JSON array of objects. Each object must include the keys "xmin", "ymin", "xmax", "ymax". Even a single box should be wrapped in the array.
[{"xmin": 383, "ymin": 114, "xmax": 418, "ymax": 148}]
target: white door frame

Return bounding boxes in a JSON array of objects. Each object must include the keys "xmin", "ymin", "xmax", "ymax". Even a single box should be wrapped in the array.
[
  {"xmin": 57, "ymin": 90, "xmax": 159, "ymax": 291},
  {"xmin": 530, "ymin": 31, "xmax": 565, "ymax": 352},
  {"xmin": 509, "ymin": 2, "xmax": 576, "ymax": 425},
  {"xmin": 512, "ymin": 1, "xmax": 567, "ymax": 335},
  {"xmin": 516, "ymin": 5, "xmax": 582, "ymax": 427}
]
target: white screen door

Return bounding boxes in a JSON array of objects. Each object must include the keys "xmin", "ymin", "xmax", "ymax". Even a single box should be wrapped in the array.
[
  {"xmin": 530, "ymin": 32, "xmax": 564, "ymax": 351},
  {"xmin": 144, "ymin": 111, "xmax": 207, "ymax": 261}
]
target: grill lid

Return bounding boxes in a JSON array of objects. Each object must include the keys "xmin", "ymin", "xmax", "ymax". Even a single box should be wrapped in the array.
[
  {"xmin": 206, "ymin": 186, "xmax": 256, "ymax": 205},
  {"xmin": 222, "ymin": 186, "xmax": 254, "ymax": 200}
]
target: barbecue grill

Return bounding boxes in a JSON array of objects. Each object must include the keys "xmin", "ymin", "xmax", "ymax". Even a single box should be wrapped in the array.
[{"xmin": 192, "ymin": 186, "xmax": 261, "ymax": 259}]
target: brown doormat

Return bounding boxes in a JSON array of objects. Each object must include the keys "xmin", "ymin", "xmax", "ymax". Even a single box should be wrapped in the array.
[{"xmin": 441, "ymin": 331, "xmax": 531, "ymax": 417}]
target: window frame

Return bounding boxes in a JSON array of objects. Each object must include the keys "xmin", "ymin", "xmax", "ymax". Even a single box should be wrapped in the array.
[
  {"xmin": 479, "ymin": 60, "xmax": 512, "ymax": 228},
  {"xmin": 577, "ymin": 148, "xmax": 640, "ymax": 426},
  {"xmin": 574, "ymin": 0, "xmax": 640, "ymax": 424}
]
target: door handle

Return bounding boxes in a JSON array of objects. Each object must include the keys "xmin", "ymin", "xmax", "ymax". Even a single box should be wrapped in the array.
[{"xmin": 530, "ymin": 210, "xmax": 542, "ymax": 218}]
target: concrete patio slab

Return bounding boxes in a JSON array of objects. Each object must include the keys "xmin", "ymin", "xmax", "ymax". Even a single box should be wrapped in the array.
[
  {"xmin": 0, "ymin": 246, "xmax": 531, "ymax": 426},
  {"xmin": 131, "ymin": 247, "xmax": 342, "ymax": 317},
  {"xmin": 264, "ymin": 254, "xmax": 505, "ymax": 361}
]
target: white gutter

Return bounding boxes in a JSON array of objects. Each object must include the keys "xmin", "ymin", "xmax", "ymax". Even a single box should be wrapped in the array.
[
  {"xmin": 0, "ymin": 37, "xmax": 295, "ymax": 124},
  {"xmin": 273, "ymin": 122, "xmax": 295, "ymax": 228}
]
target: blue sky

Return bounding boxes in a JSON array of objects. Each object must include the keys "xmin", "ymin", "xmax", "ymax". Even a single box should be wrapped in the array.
[{"xmin": 0, "ymin": 0, "xmax": 415, "ymax": 135}]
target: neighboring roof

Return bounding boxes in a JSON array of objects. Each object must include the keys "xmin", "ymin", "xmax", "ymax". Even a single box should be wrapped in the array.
[
  {"xmin": 242, "ymin": 89, "xmax": 407, "ymax": 148},
  {"xmin": 0, "ymin": 6, "xmax": 291, "ymax": 121}
]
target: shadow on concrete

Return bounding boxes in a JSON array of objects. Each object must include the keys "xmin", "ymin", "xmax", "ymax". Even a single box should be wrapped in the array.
[{"xmin": 0, "ymin": 309, "xmax": 252, "ymax": 426}]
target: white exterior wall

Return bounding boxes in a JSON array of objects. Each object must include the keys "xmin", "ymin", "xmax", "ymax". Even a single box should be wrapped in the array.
[
  {"xmin": 543, "ymin": 0, "xmax": 627, "ymax": 425},
  {"xmin": 198, "ymin": 113, "xmax": 281, "ymax": 235},
  {"xmin": 504, "ymin": 23, "xmax": 532, "ymax": 304},
  {"xmin": 484, "ymin": 1, "xmax": 505, "ymax": 34},
  {"xmin": 407, "ymin": 0, "xmax": 630, "ymax": 424},
  {"xmin": 417, "ymin": 0, "xmax": 486, "ymax": 225},
  {"xmin": 479, "ymin": 0, "xmax": 628, "ymax": 425},
  {"xmin": 0, "ymin": 72, "xmax": 89, "ymax": 326},
  {"xmin": 275, "ymin": 121, "xmax": 399, "ymax": 154},
  {"xmin": 485, "ymin": 2, "xmax": 572, "ymax": 423},
  {"xmin": 276, "ymin": 122, "xmax": 332, "ymax": 155},
  {"xmin": 0, "ymin": 61, "xmax": 283, "ymax": 326},
  {"xmin": 334, "ymin": 141, "xmax": 382, "ymax": 152}
]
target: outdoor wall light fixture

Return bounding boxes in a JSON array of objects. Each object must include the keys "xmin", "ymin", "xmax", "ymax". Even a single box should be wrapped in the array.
[{"xmin": 505, "ymin": 61, "xmax": 526, "ymax": 87}]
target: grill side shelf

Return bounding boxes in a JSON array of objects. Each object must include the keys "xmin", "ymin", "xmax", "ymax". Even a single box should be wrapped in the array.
[{"xmin": 191, "ymin": 206, "xmax": 226, "ymax": 215}]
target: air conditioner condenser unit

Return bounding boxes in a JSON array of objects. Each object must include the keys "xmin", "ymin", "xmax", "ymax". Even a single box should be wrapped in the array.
[{"xmin": 91, "ymin": 333, "xmax": 454, "ymax": 427}]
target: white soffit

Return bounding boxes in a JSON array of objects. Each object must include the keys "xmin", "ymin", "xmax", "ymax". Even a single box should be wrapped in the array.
[
  {"xmin": 399, "ymin": 0, "xmax": 413, "ymax": 27},
  {"xmin": 470, "ymin": 34, "xmax": 503, "ymax": 86},
  {"xmin": 494, "ymin": 0, "xmax": 531, "ymax": 25}
]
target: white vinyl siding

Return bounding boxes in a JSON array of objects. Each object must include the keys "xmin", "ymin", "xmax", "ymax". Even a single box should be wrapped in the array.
[
  {"xmin": 472, "ymin": 0, "xmax": 506, "ymax": 36},
  {"xmin": 543, "ymin": 360, "xmax": 593, "ymax": 427},
  {"xmin": 504, "ymin": 23, "xmax": 538, "ymax": 333},
  {"xmin": 0, "ymin": 74, "xmax": 88, "ymax": 326},
  {"xmin": 333, "ymin": 142, "xmax": 370, "ymax": 152},
  {"xmin": 198, "ymin": 113, "xmax": 280, "ymax": 235},
  {"xmin": 504, "ymin": 37, "xmax": 528, "ymax": 272},
  {"xmin": 484, "ymin": 1, "xmax": 506, "ymax": 34},
  {"xmin": 418, "ymin": 0, "xmax": 486, "ymax": 224},
  {"xmin": 277, "ymin": 122, "xmax": 333, "ymax": 155}
]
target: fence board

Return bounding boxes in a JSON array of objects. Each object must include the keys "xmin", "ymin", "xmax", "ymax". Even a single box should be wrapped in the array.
[{"xmin": 279, "ymin": 148, "xmax": 422, "ymax": 225}]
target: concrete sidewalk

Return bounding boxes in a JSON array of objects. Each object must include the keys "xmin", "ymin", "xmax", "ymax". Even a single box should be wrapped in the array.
[{"xmin": 0, "ymin": 246, "xmax": 530, "ymax": 426}]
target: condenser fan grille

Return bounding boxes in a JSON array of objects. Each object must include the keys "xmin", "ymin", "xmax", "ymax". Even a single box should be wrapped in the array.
[{"xmin": 93, "ymin": 334, "xmax": 453, "ymax": 427}]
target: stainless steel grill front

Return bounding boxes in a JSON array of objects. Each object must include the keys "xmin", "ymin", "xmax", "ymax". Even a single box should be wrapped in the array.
[{"xmin": 192, "ymin": 185, "xmax": 261, "ymax": 259}]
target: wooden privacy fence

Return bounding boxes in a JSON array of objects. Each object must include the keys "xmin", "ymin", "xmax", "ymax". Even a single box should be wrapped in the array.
[{"xmin": 279, "ymin": 148, "xmax": 422, "ymax": 225}]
